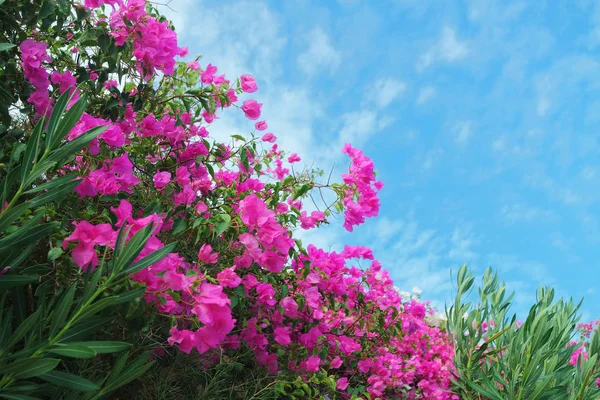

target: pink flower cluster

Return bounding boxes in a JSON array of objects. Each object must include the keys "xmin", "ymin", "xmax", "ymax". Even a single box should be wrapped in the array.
[
  {"xmin": 19, "ymin": 2, "xmax": 461, "ymax": 397},
  {"xmin": 19, "ymin": 40, "xmax": 52, "ymax": 116},
  {"xmin": 341, "ymin": 143, "xmax": 384, "ymax": 232},
  {"xmin": 105, "ymin": 0, "xmax": 187, "ymax": 80}
]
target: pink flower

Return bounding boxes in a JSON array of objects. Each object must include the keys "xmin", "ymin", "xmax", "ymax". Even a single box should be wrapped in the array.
[
  {"xmin": 287, "ymin": 153, "xmax": 301, "ymax": 163},
  {"xmin": 336, "ymin": 377, "xmax": 349, "ymax": 391},
  {"xmin": 274, "ymin": 326, "xmax": 292, "ymax": 345},
  {"xmin": 241, "ymin": 100, "xmax": 262, "ymax": 120},
  {"xmin": 305, "ymin": 356, "xmax": 321, "ymax": 372},
  {"xmin": 261, "ymin": 133, "xmax": 276, "ymax": 143},
  {"xmin": 217, "ymin": 267, "xmax": 242, "ymax": 288},
  {"xmin": 240, "ymin": 74, "xmax": 258, "ymax": 93},
  {"xmin": 330, "ymin": 356, "xmax": 343, "ymax": 368},
  {"xmin": 188, "ymin": 61, "xmax": 200, "ymax": 71},
  {"xmin": 62, "ymin": 221, "xmax": 115, "ymax": 269},
  {"xmin": 201, "ymin": 64, "xmax": 217, "ymax": 84},
  {"xmin": 153, "ymin": 171, "xmax": 171, "ymax": 189},
  {"xmin": 255, "ymin": 120, "xmax": 268, "ymax": 131},
  {"xmin": 198, "ymin": 244, "xmax": 219, "ymax": 264}
]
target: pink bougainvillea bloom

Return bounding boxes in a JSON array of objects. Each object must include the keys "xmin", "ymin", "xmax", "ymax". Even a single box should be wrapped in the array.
[
  {"xmin": 330, "ymin": 356, "xmax": 343, "ymax": 368},
  {"xmin": 261, "ymin": 133, "xmax": 276, "ymax": 143},
  {"xmin": 273, "ymin": 326, "xmax": 292, "ymax": 345},
  {"xmin": 240, "ymin": 74, "xmax": 258, "ymax": 93},
  {"xmin": 255, "ymin": 120, "xmax": 267, "ymax": 131},
  {"xmin": 287, "ymin": 153, "xmax": 301, "ymax": 163},
  {"xmin": 104, "ymin": 80, "xmax": 118, "ymax": 90},
  {"xmin": 241, "ymin": 100, "xmax": 262, "ymax": 120},
  {"xmin": 201, "ymin": 63, "xmax": 217, "ymax": 84},
  {"xmin": 153, "ymin": 171, "xmax": 171, "ymax": 189},
  {"xmin": 217, "ymin": 267, "xmax": 242, "ymax": 288},
  {"xmin": 305, "ymin": 356, "xmax": 321, "ymax": 372},
  {"xmin": 62, "ymin": 221, "xmax": 115, "ymax": 269},
  {"xmin": 187, "ymin": 61, "xmax": 200, "ymax": 71},
  {"xmin": 198, "ymin": 244, "xmax": 219, "ymax": 264},
  {"xmin": 336, "ymin": 377, "xmax": 349, "ymax": 391}
]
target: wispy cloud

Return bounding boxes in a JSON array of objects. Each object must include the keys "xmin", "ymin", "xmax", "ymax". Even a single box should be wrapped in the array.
[
  {"xmin": 417, "ymin": 27, "xmax": 469, "ymax": 71},
  {"xmin": 297, "ymin": 27, "xmax": 342, "ymax": 76},
  {"xmin": 500, "ymin": 203, "xmax": 555, "ymax": 225},
  {"xmin": 452, "ymin": 121, "xmax": 473, "ymax": 145},
  {"xmin": 416, "ymin": 86, "xmax": 436, "ymax": 105},
  {"xmin": 365, "ymin": 78, "xmax": 406, "ymax": 108}
]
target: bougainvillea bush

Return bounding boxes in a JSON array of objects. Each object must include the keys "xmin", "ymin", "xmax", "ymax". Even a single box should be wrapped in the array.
[{"xmin": 0, "ymin": 0, "xmax": 458, "ymax": 399}]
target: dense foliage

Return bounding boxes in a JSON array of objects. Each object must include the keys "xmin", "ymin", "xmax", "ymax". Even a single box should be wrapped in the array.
[
  {"xmin": 1, "ymin": 1, "xmax": 599, "ymax": 399},
  {"xmin": 0, "ymin": 1, "xmax": 456, "ymax": 399}
]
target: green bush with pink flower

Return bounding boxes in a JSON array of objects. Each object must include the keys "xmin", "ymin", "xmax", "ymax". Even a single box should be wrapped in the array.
[{"xmin": 0, "ymin": 1, "xmax": 598, "ymax": 399}]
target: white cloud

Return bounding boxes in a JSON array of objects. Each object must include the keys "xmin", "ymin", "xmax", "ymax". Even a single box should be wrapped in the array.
[
  {"xmin": 365, "ymin": 78, "xmax": 406, "ymax": 108},
  {"xmin": 452, "ymin": 121, "xmax": 473, "ymax": 144},
  {"xmin": 500, "ymin": 203, "xmax": 554, "ymax": 224},
  {"xmin": 416, "ymin": 86, "xmax": 436, "ymax": 105},
  {"xmin": 297, "ymin": 27, "xmax": 342, "ymax": 76},
  {"xmin": 417, "ymin": 27, "xmax": 469, "ymax": 71}
]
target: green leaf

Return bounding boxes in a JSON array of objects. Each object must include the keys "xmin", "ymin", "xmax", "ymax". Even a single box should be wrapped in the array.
[
  {"xmin": 47, "ymin": 247, "xmax": 63, "ymax": 262},
  {"xmin": 46, "ymin": 91, "xmax": 70, "ymax": 146},
  {"xmin": 0, "ymin": 275, "xmax": 37, "ymax": 291},
  {"xmin": 23, "ymin": 174, "xmax": 79, "ymax": 195},
  {"xmin": 214, "ymin": 214, "xmax": 231, "ymax": 237},
  {"xmin": 113, "ymin": 224, "xmax": 153, "ymax": 273},
  {"xmin": 231, "ymin": 134, "xmax": 245, "ymax": 141},
  {"xmin": 59, "ymin": 316, "xmax": 112, "ymax": 343},
  {"xmin": 39, "ymin": 370, "xmax": 98, "ymax": 392},
  {"xmin": 0, "ymin": 203, "xmax": 29, "ymax": 233},
  {"xmin": 0, "ymin": 222, "xmax": 58, "ymax": 252},
  {"xmin": 4, "ymin": 308, "xmax": 40, "ymax": 351},
  {"xmin": 46, "ymin": 125, "xmax": 106, "ymax": 167},
  {"xmin": 103, "ymin": 352, "xmax": 152, "ymax": 392},
  {"xmin": 28, "ymin": 179, "xmax": 80, "ymax": 209},
  {"xmin": 0, "ymin": 43, "xmax": 15, "ymax": 52},
  {"xmin": 0, "ymin": 393, "xmax": 41, "ymax": 400},
  {"xmin": 113, "ymin": 287, "xmax": 146, "ymax": 305},
  {"xmin": 78, "ymin": 296, "xmax": 117, "ymax": 319},
  {"xmin": 48, "ymin": 344, "xmax": 97, "ymax": 358},
  {"xmin": 49, "ymin": 283, "xmax": 76, "ymax": 338},
  {"xmin": 120, "ymin": 242, "xmax": 176, "ymax": 277},
  {"xmin": 48, "ymin": 93, "xmax": 88, "ymax": 151},
  {"xmin": 70, "ymin": 341, "xmax": 132, "ymax": 354},
  {"xmin": 2, "ymin": 358, "xmax": 60, "ymax": 379},
  {"xmin": 21, "ymin": 116, "xmax": 45, "ymax": 182}
]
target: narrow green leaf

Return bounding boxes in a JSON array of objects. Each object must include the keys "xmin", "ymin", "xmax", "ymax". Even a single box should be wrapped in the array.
[
  {"xmin": 48, "ymin": 344, "xmax": 96, "ymax": 359},
  {"xmin": 23, "ymin": 174, "xmax": 79, "ymax": 195},
  {"xmin": 39, "ymin": 370, "xmax": 98, "ymax": 392},
  {"xmin": 28, "ymin": 179, "xmax": 80, "ymax": 208},
  {"xmin": 46, "ymin": 90, "xmax": 70, "ymax": 146},
  {"xmin": 49, "ymin": 93, "xmax": 88, "ymax": 151},
  {"xmin": 120, "ymin": 242, "xmax": 176, "ymax": 276},
  {"xmin": 78, "ymin": 296, "xmax": 117, "ymax": 319},
  {"xmin": 5, "ymin": 308, "xmax": 40, "ymax": 351},
  {"xmin": 21, "ymin": 117, "xmax": 45, "ymax": 182},
  {"xmin": 113, "ymin": 287, "xmax": 146, "ymax": 305},
  {"xmin": 70, "ymin": 341, "xmax": 132, "ymax": 354},
  {"xmin": 49, "ymin": 282, "xmax": 76, "ymax": 338},
  {"xmin": 0, "ymin": 393, "xmax": 41, "ymax": 400},
  {"xmin": 0, "ymin": 203, "xmax": 29, "ymax": 233},
  {"xmin": 59, "ymin": 316, "xmax": 112, "ymax": 343},
  {"xmin": 0, "ymin": 222, "xmax": 58, "ymax": 252},
  {"xmin": 0, "ymin": 275, "xmax": 37, "ymax": 291},
  {"xmin": 113, "ymin": 224, "xmax": 153, "ymax": 273},
  {"xmin": 104, "ymin": 352, "xmax": 152, "ymax": 392},
  {"xmin": 2, "ymin": 358, "xmax": 60, "ymax": 379},
  {"xmin": 46, "ymin": 125, "xmax": 106, "ymax": 166}
]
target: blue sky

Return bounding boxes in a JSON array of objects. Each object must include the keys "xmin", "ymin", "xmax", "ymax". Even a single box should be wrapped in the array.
[{"xmin": 159, "ymin": 0, "xmax": 600, "ymax": 319}]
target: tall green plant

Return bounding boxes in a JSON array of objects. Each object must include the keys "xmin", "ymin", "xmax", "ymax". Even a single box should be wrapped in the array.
[
  {"xmin": 447, "ymin": 265, "xmax": 600, "ymax": 399},
  {"xmin": 0, "ymin": 93, "xmax": 173, "ymax": 399}
]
